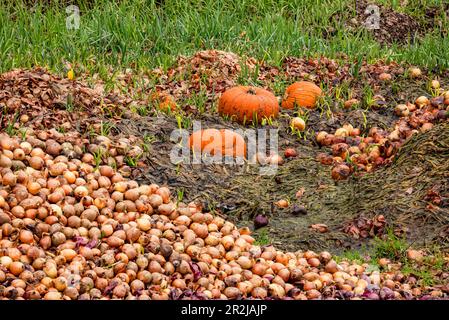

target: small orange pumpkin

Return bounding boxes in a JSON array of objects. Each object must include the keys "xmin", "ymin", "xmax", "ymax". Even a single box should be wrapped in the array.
[
  {"xmin": 218, "ymin": 86, "xmax": 279, "ymax": 124},
  {"xmin": 188, "ymin": 129, "xmax": 246, "ymax": 158},
  {"xmin": 281, "ymin": 81, "xmax": 322, "ymax": 109}
]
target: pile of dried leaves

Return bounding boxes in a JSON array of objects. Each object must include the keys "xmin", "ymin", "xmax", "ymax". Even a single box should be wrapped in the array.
[
  {"xmin": 425, "ymin": 186, "xmax": 449, "ymax": 207},
  {"xmin": 152, "ymin": 50, "xmax": 257, "ymax": 113},
  {"xmin": 0, "ymin": 49, "xmax": 436, "ymax": 130},
  {"xmin": 0, "ymin": 68, "xmax": 132, "ymax": 131},
  {"xmin": 353, "ymin": 0, "xmax": 422, "ymax": 45},
  {"xmin": 281, "ymin": 56, "xmax": 405, "ymax": 97},
  {"xmin": 330, "ymin": 0, "xmax": 441, "ymax": 45},
  {"xmin": 343, "ymin": 214, "xmax": 387, "ymax": 239}
]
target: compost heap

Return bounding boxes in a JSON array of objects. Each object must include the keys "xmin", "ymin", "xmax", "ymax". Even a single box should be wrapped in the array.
[{"xmin": 0, "ymin": 65, "xmax": 448, "ymax": 300}]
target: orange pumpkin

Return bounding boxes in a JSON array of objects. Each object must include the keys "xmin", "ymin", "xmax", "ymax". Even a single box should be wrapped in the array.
[
  {"xmin": 188, "ymin": 129, "xmax": 246, "ymax": 158},
  {"xmin": 218, "ymin": 86, "xmax": 279, "ymax": 124},
  {"xmin": 281, "ymin": 81, "xmax": 322, "ymax": 109}
]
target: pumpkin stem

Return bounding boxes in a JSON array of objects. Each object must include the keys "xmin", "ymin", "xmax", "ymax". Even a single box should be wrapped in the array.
[{"xmin": 247, "ymin": 88, "xmax": 257, "ymax": 95}]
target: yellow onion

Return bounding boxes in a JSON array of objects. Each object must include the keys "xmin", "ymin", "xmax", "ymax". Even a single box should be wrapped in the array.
[
  {"xmin": 409, "ymin": 67, "xmax": 422, "ymax": 78},
  {"xmin": 291, "ymin": 117, "xmax": 306, "ymax": 131},
  {"xmin": 415, "ymin": 96, "xmax": 429, "ymax": 108}
]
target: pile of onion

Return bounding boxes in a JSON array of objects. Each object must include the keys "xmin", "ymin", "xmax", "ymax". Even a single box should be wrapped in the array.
[{"xmin": 316, "ymin": 92, "xmax": 448, "ymax": 180}]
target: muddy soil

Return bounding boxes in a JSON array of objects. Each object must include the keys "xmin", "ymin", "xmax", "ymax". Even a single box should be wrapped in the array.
[
  {"xmin": 334, "ymin": 0, "xmax": 449, "ymax": 45},
  {"xmin": 225, "ymin": 123, "xmax": 449, "ymax": 252}
]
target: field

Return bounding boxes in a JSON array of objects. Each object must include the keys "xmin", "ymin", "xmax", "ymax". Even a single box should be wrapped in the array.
[
  {"xmin": 0, "ymin": 0, "xmax": 448, "ymax": 300},
  {"xmin": 2, "ymin": 0, "xmax": 449, "ymax": 73}
]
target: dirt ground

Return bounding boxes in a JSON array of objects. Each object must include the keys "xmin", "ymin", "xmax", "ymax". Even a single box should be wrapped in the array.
[{"xmin": 337, "ymin": 0, "xmax": 449, "ymax": 45}]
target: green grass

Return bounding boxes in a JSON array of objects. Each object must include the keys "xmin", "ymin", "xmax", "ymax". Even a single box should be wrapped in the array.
[
  {"xmin": 98, "ymin": 121, "xmax": 115, "ymax": 136},
  {"xmin": 335, "ymin": 247, "xmax": 367, "ymax": 264},
  {"xmin": 124, "ymin": 154, "xmax": 141, "ymax": 167},
  {"xmin": 1, "ymin": 0, "xmax": 449, "ymax": 80},
  {"xmin": 400, "ymin": 249, "xmax": 447, "ymax": 286},
  {"xmin": 2, "ymin": 112, "xmax": 19, "ymax": 135},
  {"xmin": 176, "ymin": 188, "xmax": 185, "ymax": 204},
  {"xmin": 253, "ymin": 227, "xmax": 271, "ymax": 246},
  {"xmin": 335, "ymin": 231, "xmax": 448, "ymax": 285},
  {"xmin": 92, "ymin": 148, "xmax": 106, "ymax": 169},
  {"xmin": 372, "ymin": 229, "xmax": 410, "ymax": 261}
]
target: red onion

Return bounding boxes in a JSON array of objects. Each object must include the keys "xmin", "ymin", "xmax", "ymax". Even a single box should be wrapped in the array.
[
  {"xmin": 254, "ymin": 214, "xmax": 269, "ymax": 229},
  {"xmin": 188, "ymin": 262, "xmax": 202, "ymax": 281},
  {"xmin": 178, "ymin": 289, "xmax": 193, "ymax": 299},
  {"xmin": 288, "ymin": 288, "xmax": 301, "ymax": 296},
  {"xmin": 169, "ymin": 289, "xmax": 181, "ymax": 300},
  {"xmin": 103, "ymin": 279, "xmax": 119, "ymax": 296},
  {"xmin": 191, "ymin": 291, "xmax": 208, "ymax": 300},
  {"xmin": 380, "ymin": 287, "xmax": 394, "ymax": 300},
  {"xmin": 74, "ymin": 236, "xmax": 89, "ymax": 248},
  {"xmin": 363, "ymin": 291, "xmax": 380, "ymax": 300},
  {"xmin": 291, "ymin": 204, "xmax": 307, "ymax": 216},
  {"xmin": 85, "ymin": 239, "xmax": 98, "ymax": 249},
  {"xmin": 437, "ymin": 110, "xmax": 448, "ymax": 120}
]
